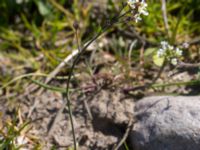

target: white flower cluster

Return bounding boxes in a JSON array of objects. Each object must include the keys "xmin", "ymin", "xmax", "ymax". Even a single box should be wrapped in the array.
[
  {"xmin": 157, "ymin": 41, "xmax": 183, "ymax": 65},
  {"xmin": 127, "ymin": 0, "xmax": 149, "ymax": 22}
]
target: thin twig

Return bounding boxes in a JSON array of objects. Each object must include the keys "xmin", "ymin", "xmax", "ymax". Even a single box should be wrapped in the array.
[
  {"xmin": 177, "ymin": 61, "xmax": 200, "ymax": 69},
  {"xmin": 161, "ymin": 0, "xmax": 170, "ymax": 39},
  {"xmin": 114, "ymin": 119, "xmax": 134, "ymax": 150},
  {"xmin": 82, "ymin": 95, "xmax": 93, "ymax": 120}
]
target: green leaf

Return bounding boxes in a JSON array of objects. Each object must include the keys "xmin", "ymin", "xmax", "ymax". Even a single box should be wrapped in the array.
[
  {"xmin": 153, "ymin": 53, "xmax": 165, "ymax": 67},
  {"xmin": 144, "ymin": 48, "xmax": 156, "ymax": 56},
  {"xmin": 29, "ymin": 78, "xmax": 67, "ymax": 93},
  {"xmin": 35, "ymin": 1, "xmax": 51, "ymax": 16}
]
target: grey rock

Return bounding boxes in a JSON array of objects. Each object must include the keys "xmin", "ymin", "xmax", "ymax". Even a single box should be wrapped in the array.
[{"xmin": 131, "ymin": 96, "xmax": 200, "ymax": 150}]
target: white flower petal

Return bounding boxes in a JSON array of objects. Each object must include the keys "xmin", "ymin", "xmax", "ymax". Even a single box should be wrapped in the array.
[{"xmin": 171, "ymin": 58, "xmax": 178, "ymax": 65}]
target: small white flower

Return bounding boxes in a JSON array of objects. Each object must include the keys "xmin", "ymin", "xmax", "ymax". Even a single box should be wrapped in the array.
[
  {"xmin": 127, "ymin": 0, "xmax": 139, "ymax": 8},
  {"xmin": 171, "ymin": 58, "xmax": 178, "ymax": 65},
  {"xmin": 127, "ymin": 0, "xmax": 149, "ymax": 22},
  {"xmin": 138, "ymin": 1, "xmax": 149, "ymax": 16},
  {"xmin": 135, "ymin": 14, "xmax": 142, "ymax": 22},
  {"xmin": 160, "ymin": 41, "xmax": 168, "ymax": 49},
  {"xmin": 168, "ymin": 45, "xmax": 174, "ymax": 50},
  {"xmin": 157, "ymin": 48, "xmax": 165, "ymax": 57},
  {"xmin": 175, "ymin": 48, "xmax": 182, "ymax": 56}
]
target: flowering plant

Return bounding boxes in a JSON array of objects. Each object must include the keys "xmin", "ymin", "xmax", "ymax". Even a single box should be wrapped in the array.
[
  {"xmin": 154, "ymin": 41, "xmax": 183, "ymax": 66},
  {"xmin": 127, "ymin": 0, "xmax": 149, "ymax": 22},
  {"xmin": 65, "ymin": 1, "xmax": 150, "ymax": 149}
]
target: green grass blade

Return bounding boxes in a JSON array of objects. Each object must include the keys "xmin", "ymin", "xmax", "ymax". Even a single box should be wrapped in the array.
[
  {"xmin": 151, "ymin": 79, "xmax": 200, "ymax": 88},
  {"xmin": 29, "ymin": 78, "xmax": 68, "ymax": 93}
]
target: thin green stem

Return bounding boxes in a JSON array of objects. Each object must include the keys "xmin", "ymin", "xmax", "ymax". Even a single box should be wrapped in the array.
[
  {"xmin": 65, "ymin": 9, "xmax": 131, "ymax": 150},
  {"xmin": 65, "ymin": 27, "xmax": 107, "ymax": 150},
  {"xmin": 0, "ymin": 73, "xmax": 71, "ymax": 90},
  {"xmin": 151, "ymin": 79, "xmax": 200, "ymax": 88}
]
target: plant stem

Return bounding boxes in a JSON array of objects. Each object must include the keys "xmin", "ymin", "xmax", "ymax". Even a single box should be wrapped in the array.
[{"xmin": 65, "ymin": 10, "xmax": 130, "ymax": 150}]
